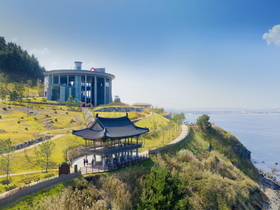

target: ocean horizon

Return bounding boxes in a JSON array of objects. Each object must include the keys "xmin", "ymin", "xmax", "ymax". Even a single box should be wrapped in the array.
[{"xmin": 184, "ymin": 113, "xmax": 280, "ymax": 178}]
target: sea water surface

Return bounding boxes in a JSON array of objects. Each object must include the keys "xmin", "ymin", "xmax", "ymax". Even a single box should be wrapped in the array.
[{"xmin": 184, "ymin": 114, "xmax": 280, "ymax": 175}]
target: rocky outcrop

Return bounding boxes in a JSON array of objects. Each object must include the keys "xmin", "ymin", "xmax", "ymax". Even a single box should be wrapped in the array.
[
  {"xmin": 259, "ymin": 170, "xmax": 280, "ymax": 209},
  {"xmin": 233, "ymin": 143, "xmax": 251, "ymax": 160},
  {"xmin": 228, "ymin": 136, "xmax": 251, "ymax": 160}
]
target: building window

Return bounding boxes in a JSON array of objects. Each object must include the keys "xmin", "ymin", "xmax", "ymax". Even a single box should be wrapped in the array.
[
  {"xmin": 69, "ymin": 75, "xmax": 75, "ymax": 86},
  {"xmin": 53, "ymin": 75, "xmax": 59, "ymax": 84},
  {"xmin": 60, "ymin": 75, "xmax": 67, "ymax": 85}
]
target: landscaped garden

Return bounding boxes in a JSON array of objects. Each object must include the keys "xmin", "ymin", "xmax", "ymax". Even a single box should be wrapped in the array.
[{"xmin": 0, "ymin": 98, "xmax": 183, "ymax": 195}]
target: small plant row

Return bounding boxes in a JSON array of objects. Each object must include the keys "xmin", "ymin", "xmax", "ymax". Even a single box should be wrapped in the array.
[
  {"xmin": 0, "ymin": 135, "xmax": 53, "ymax": 154},
  {"xmin": 94, "ymin": 106, "xmax": 143, "ymax": 112},
  {"xmin": 23, "ymin": 177, "xmax": 40, "ymax": 185}
]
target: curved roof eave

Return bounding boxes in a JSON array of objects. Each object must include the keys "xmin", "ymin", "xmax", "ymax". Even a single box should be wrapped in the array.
[
  {"xmin": 72, "ymin": 128, "xmax": 105, "ymax": 140},
  {"xmin": 104, "ymin": 129, "xmax": 149, "ymax": 139},
  {"xmin": 44, "ymin": 69, "xmax": 115, "ymax": 80}
]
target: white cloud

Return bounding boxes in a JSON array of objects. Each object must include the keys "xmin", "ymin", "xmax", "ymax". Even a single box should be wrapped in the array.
[
  {"xmin": 263, "ymin": 25, "xmax": 280, "ymax": 46},
  {"xmin": 30, "ymin": 47, "xmax": 51, "ymax": 56}
]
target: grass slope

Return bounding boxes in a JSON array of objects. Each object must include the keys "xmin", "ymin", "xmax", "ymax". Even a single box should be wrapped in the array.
[{"xmin": 2, "ymin": 126, "xmax": 267, "ymax": 210}]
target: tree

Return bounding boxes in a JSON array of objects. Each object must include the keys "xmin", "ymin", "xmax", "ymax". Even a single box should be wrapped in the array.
[
  {"xmin": 0, "ymin": 138, "xmax": 15, "ymax": 185},
  {"xmin": 37, "ymin": 141, "xmax": 55, "ymax": 173},
  {"xmin": 0, "ymin": 36, "xmax": 46, "ymax": 83},
  {"xmin": 26, "ymin": 79, "xmax": 32, "ymax": 98},
  {"xmin": 14, "ymin": 82, "xmax": 25, "ymax": 102},
  {"xmin": 37, "ymin": 79, "xmax": 42, "ymax": 97},
  {"xmin": 66, "ymin": 95, "xmax": 80, "ymax": 110},
  {"xmin": 0, "ymin": 73, "xmax": 9, "ymax": 100},
  {"xmin": 196, "ymin": 114, "xmax": 211, "ymax": 133},
  {"xmin": 170, "ymin": 113, "xmax": 185, "ymax": 132},
  {"xmin": 9, "ymin": 82, "xmax": 25, "ymax": 102},
  {"xmin": 139, "ymin": 165, "xmax": 188, "ymax": 210}
]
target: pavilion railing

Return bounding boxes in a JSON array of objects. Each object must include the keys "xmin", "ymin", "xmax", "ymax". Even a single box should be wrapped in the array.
[{"xmin": 80, "ymin": 153, "xmax": 150, "ymax": 174}]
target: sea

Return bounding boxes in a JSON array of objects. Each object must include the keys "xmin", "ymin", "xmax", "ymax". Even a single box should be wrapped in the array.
[{"xmin": 184, "ymin": 114, "xmax": 280, "ymax": 177}]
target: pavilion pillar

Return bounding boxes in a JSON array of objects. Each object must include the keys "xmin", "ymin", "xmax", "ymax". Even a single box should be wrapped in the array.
[
  {"xmin": 136, "ymin": 149, "xmax": 139, "ymax": 158},
  {"xmin": 110, "ymin": 155, "xmax": 114, "ymax": 165},
  {"xmin": 102, "ymin": 156, "xmax": 106, "ymax": 168},
  {"xmin": 117, "ymin": 153, "xmax": 121, "ymax": 163},
  {"xmin": 124, "ymin": 152, "xmax": 128, "ymax": 162},
  {"xmin": 85, "ymin": 140, "xmax": 88, "ymax": 160}
]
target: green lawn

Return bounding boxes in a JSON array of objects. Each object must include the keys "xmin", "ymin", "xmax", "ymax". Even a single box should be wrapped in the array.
[
  {"xmin": 0, "ymin": 172, "xmax": 56, "ymax": 194},
  {"xmin": 135, "ymin": 113, "xmax": 182, "ymax": 151},
  {"xmin": 0, "ymin": 103, "xmax": 84, "ymax": 145},
  {"xmin": 0, "ymin": 134, "xmax": 85, "ymax": 175},
  {"xmin": 0, "ymin": 102, "xmax": 182, "ymax": 196}
]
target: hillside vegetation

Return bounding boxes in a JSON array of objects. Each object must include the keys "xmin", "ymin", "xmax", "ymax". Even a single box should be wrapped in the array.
[
  {"xmin": 0, "ymin": 36, "xmax": 45, "ymax": 83},
  {"xmin": 0, "ymin": 101, "xmax": 182, "ymax": 196},
  {"xmin": 2, "ymin": 118, "xmax": 267, "ymax": 210}
]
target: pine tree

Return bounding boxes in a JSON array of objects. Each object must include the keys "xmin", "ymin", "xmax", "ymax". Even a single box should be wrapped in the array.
[{"xmin": 139, "ymin": 165, "xmax": 189, "ymax": 210}]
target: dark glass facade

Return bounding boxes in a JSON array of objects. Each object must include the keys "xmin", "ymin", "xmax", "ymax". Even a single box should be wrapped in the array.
[{"xmin": 44, "ymin": 67, "xmax": 114, "ymax": 107}]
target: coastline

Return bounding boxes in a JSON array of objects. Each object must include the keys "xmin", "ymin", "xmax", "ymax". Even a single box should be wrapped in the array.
[{"xmin": 259, "ymin": 169, "xmax": 280, "ymax": 209}]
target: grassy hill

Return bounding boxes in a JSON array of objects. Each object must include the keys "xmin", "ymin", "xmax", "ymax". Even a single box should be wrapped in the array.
[
  {"xmin": 1, "ymin": 112, "xmax": 267, "ymax": 209},
  {"xmin": 0, "ymin": 101, "xmax": 181, "ymax": 197}
]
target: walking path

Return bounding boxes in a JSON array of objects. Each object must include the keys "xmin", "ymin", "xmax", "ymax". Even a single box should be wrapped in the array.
[
  {"xmin": 168, "ymin": 124, "xmax": 189, "ymax": 145},
  {"xmin": 0, "ymin": 123, "xmax": 190, "ymax": 202},
  {"xmin": 1, "ymin": 134, "xmax": 66, "ymax": 157},
  {"xmin": 1, "ymin": 124, "xmax": 189, "ymax": 178},
  {"xmin": 149, "ymin": 124, "xmax": 189, "ymax": 154}
]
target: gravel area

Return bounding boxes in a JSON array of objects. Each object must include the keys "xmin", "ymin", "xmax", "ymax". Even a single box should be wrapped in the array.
[{"xmin": 260, "ymin": 170, "xmax": 280, "ymax": 209}]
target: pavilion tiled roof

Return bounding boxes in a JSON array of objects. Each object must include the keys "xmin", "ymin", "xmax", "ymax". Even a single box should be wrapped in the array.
[{"xmin": 72, "ymin": 115, "xmax": 149, "ymax": 140}]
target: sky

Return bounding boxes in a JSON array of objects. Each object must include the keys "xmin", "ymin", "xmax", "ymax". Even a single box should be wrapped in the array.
[{"xmin": 0, "ymin": 0, "xmax": 280, "ymax": 111}]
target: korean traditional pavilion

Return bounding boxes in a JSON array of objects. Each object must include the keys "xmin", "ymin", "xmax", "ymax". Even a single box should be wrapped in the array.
[{"xmin": 72, "ymin": 114, "xmax": 149, "ymax": 168}]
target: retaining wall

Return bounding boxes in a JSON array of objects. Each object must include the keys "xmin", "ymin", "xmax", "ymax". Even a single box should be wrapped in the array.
[{"xmin": 0, "ymin": 172, "xmax": 82, "ymax": 207}]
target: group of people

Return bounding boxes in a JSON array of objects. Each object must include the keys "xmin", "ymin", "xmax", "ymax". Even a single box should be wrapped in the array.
[
  {"xmin": 83, "ymin": 156, "xmax": 96, "ymax": 167},
  {"xmin": 82, "ymin": 156, "xmax": 120, "ymax": 170},
  {"xmin": 107, "ymin": 159, "xmax": 119, "ymax": 170}
]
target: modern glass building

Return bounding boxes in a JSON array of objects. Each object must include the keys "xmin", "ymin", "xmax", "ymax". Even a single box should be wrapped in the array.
[{"xmin": 44, "ymin": 61, "xmax": 115, "ymax": 107}]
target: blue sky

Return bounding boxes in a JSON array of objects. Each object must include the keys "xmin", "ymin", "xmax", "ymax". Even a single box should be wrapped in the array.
[{"xmin": 0, "ymin": 0, "xmax": 280, "ymax": 110}]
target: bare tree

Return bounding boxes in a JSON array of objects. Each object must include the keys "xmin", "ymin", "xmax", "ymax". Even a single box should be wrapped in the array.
[
  {"xmin": 37, "ymin": 141, "xmax": 55, "ymax": 173},
  {"xmin": 0, "ymin": 138, "xmax": 15, "ymax": 185}
]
